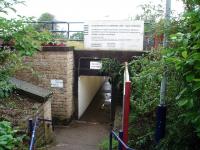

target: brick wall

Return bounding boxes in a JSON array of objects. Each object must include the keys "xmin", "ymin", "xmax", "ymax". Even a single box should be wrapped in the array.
[{"xmin": 15, "ymin": 47, "xmax": 74, "ymax": 123}]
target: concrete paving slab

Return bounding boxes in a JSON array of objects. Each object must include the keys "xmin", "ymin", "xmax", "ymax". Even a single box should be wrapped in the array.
[{"xmin": 49, "ymin": 121, "xmax": 110, "ymax": 150}]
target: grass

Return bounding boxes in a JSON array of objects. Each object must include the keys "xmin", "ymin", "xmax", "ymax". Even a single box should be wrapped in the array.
[{"xmin": 99, "ymin": 137, "xmax": 118, "ymax": 150}]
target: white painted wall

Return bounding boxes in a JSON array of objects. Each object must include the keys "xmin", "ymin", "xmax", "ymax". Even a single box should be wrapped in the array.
[{"xmin": 78, "ymin": 76, "xmax": 105, "ymax": 119}]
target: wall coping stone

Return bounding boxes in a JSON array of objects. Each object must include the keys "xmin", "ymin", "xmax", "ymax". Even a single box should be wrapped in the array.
[
  {"xmin": 10, "ymin": 77, "xmax": 52, "ymax": 102},
  {"xmin": 42, "ymin": 46, "xmax": 74, "ymax": 51}
]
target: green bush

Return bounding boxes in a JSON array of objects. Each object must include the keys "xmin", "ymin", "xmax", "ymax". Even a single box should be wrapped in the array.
[
  {"xmin": 0, "ymin": 0, "xmax": 52, "ymax": 99},
  {"xmin": 128, "ymin": 51, "xmax": 184, "ymax": 149},
  {"xmin": 128, "ymin": 52, "xmax": 162, "ymax": 149},
  {"xmin": 0, "ymin": 121, "xmax": 25, "ymax": 150},
  {"xmin": 121, "ymin": 1, "xmax": 200, "ymax": 149}
]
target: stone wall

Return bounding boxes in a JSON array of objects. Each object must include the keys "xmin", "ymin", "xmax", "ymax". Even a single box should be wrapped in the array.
[
  {"xmin": 15, "ymin": 47, "xmax": 74, "ymax": 124},
  {"xmin": 34, "ymin": 98, "xmax": 53, "ymax": 146}
]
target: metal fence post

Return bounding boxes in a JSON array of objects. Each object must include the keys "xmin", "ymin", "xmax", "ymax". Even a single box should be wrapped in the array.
[
  {"xmin": 155, "ymin": 105, "xmax": 167, "ymax": 143},
  {"xmin": 118, "ymin": 130, "xmax": 123, "ymax": 150},
  {"xmin": 28, "ymin": 119, "xmax": 33, "ymax": 144},
  {"xmin": 29, "ymin": 117, "xmax": 38, "ymax": 150},
  {"xmin": 109, "ymin": 132, "xmax": 113, "ymax": 150},
  {"xmin": 67, "ymin": 23, "xmax": 70, "ymax": 39},
  {"xmin": 51, "ymin": 21, "xmax": 54, "ymax": 31},
  {"xmin": 163, "ymin": 0, "xmax": 171, "ymax": 47},
  {"xmin": 122, "ymin": 81, "xmax": 131, "ymax": 147}
]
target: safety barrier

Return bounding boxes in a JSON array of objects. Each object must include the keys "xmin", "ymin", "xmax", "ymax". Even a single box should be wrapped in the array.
[
  {"xmin": 109, "ymin": 62, "xmax": 135, "ymax": 150},
  {"xmin": 109, "ymin": 130, "xmax": 135, "ymax": 150},
  {"xmin": 122, "ymin": 62, "xmax": 131, "ymax": 145},
  {"xmin": 28, "ymin": 117, "xmax": 52, "ymax": 150}
]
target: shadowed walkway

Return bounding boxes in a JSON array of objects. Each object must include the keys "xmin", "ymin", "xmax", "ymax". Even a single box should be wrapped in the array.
[
  {"xmin": 80, "ymin": 80, "xmax": 111, "ymax": 123},
  {"xmin": 49, "ymin": 80, "xmax": 111, "ymax": 150}
]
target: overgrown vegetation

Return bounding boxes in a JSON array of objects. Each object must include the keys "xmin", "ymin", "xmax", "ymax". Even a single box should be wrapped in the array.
[
  {"xmin": 102, "ymin": 1, "xmax": 200, "ymax": 149},
  {"xmin": 99, "ymin": 138, "xmax": 118, "ymax": 150},
  {"xmin": 0, "ymin": 0, "xmax": 52, "ymax": 99},
  {"xmin": 132, "ymin": 1, "xmax": 200, "ymax": 148},
  {"xmin": 0, "ymin": 121, "xmax": 25, "ymax": 150},
  {"xmin": 129, "ymin": 35, "xmax": 200, "ymax": 149},
  {"xmin": 128, "ymin": 51, "xmax": 183, "ymax": 149},
  {"xmin": 0, "ymin": 0, "xmax": 52, "ymax": 149}
]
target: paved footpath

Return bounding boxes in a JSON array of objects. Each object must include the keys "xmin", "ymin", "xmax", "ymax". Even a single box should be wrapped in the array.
[
  {"xmin": 49, "ymin": 80, "xmax": 111, "ymax": 150},
  {"xmin": 49, "ymin": 121, "xmax": 110, "ymax": 150}
]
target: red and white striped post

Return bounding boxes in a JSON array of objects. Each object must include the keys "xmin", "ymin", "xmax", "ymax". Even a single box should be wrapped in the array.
[{"xmin": 122, "ymin": 62, "xmax": 131, "ymax": 150}]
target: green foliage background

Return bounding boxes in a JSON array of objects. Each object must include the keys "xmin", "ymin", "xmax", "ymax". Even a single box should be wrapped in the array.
[
  {"xmin": 0, "ymin": 1, "xmax": 52, "ymax": 149},
  {"xmin": 102, "ymin": 1, "xmax": 200, "ymax": 149},
  {"xmin": 0, "ymin": 0, "xmax": 52, "ymax": 99},
  {"xmin": 129, "ymin": 1, "xmax": 200, "ymax": 149},
  {"xmin": 0, "ymin": 121, "xmax": 25, "ymax": 150},
  {"xmin": 70, "ymin": 32, "xmax": 84, "ymax": 41}
]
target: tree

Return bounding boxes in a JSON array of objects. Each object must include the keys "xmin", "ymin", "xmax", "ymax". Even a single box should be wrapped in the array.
[
  {"xmin": 0, "ymin": 0, "xmax": 23, "ymax": 14},
  {"xmin": 70, "ymin": 32, "xmax": 84, "ymax": 41},
  {"xmin": 135, "ymin": 1, "xmax": 164, "ymax": 23},
  {"xmin": 35, "ymin": 12, "xmax": 57, "ymax": 31},
  {"xmin": 134, "ymin": 1, "xmax": 165, "ymax": 50},
  {"xmin": 38, "ymin": 12, "xmax": 55, "ymax": 22}
]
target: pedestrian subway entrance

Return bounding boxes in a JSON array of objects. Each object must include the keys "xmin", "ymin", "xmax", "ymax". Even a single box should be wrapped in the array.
[
  {"xmin": 77, "ymin": 58, "xmax": 112, "ymax": 123},
  {"xmin": 78, "ymin": 76, "xmax": 112, "ymax": 123}
]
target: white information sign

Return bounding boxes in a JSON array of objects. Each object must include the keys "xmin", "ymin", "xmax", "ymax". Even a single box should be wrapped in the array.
[
  {"xmin": 90, "ymin": 61, "xmax": 102, "ymax": 70},
  {"xmin": 84, "ymin": 20, "xmax": 144, "ymax": 51},
  {"xmin": 51, "ymin": 79, "xmax": 63, "ymax": 88}
]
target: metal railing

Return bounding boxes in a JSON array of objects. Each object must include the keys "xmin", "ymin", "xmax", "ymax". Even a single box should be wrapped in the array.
[
  {"xmin": 28, "ymin": 116, "xmax": 52, "ymax": 150},
  {"xmin": 27, "ymin": 21, "xmax": 163, "ymax": 48},
  {"xmin": 28, "ymin": 21, "xmax": 84, "ymax": 40},
  {"xmin": 29, "ymin": 117, "xmax": 38, "ymax": 150},
  {"xmin": 109, "ymin": 130, "xmax": 135, "ymax": 150}
]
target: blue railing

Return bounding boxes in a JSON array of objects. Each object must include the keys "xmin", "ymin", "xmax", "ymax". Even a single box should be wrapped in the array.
[
  {"xmin": 109, "ymin": 130, "xmax": 135, "ymax": 150},
  {"xmin": 28, "ymin": 117, "xmax": 52, "ymax": 150},
  {"xmin": 29, "ymin": 117, "xmax": 38, "ymax": 150}
]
